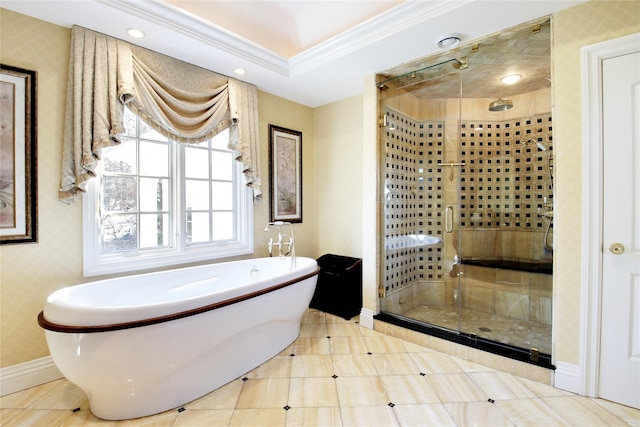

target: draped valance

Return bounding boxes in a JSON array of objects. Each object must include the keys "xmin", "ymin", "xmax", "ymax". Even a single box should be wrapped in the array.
[{"xmin": 59, "ymin": 25, "xmax": 261, "ymax": 202}]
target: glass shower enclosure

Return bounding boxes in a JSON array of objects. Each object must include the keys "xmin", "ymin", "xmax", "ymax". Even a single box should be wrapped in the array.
[{"xmin": 377, "ymin": 18, "xmax": 554, "ymax": 366}]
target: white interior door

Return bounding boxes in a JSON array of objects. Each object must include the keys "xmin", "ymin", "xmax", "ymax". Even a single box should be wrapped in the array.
[{"xmin": 599, "ymin": 50, "xmax": 640, "ymax": 409}]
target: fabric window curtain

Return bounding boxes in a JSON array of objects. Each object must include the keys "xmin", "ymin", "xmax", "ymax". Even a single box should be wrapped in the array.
[{"xmin": 59, "ymin": 25, "xmax": 261, "ymax": 202}]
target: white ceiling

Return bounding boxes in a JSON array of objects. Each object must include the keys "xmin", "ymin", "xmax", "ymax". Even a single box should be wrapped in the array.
[
  {"xmin": 164, "ymin": 0, "xmax": 405, "ymax": 57},
  {"xmin": 2, "ymin": 0, "xmax": 585, "ymax": 107}
]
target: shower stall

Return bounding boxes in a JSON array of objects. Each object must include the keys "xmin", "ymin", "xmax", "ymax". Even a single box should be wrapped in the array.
[{"xmin": 376, "ymin": 18, "xmax": 554, "ymax": 366}]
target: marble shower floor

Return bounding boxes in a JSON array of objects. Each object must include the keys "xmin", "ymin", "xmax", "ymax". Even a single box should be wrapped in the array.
[
  {"xmin": 401, "ymin": 305, "xmax": 552, "ymax": 355},
  {"xmin": 1, "ymin": 309, "xmax": 637, "ymax": 426}
]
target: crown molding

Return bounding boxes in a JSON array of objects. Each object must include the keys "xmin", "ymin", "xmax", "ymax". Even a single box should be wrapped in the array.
[
  {"xmin": 289, "ymin": 0, "xmax": 472, "ymax": 76},
  {"xmin": 101, "ymin": 0, "xmax": 290, "ymax": 76},
  {"xmin": 100, "ymin": 0, "xmax": 472, "ymax": 79}
]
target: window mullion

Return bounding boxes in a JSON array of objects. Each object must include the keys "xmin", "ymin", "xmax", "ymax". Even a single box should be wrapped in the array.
[
  {"xmin": 209, "ymin": 140, "xmax": 215, "ymax": 243},
  {"xmin": 175, "ymin": 142, "xmax": 185, "ymax": 251},
  {"xmin": 136, "ymin": 135, "xmax": 142, "ymax": 252}
]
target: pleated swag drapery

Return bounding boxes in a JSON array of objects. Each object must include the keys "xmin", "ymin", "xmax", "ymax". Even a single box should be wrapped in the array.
[{"xmin": 59, "ymin": 25, "xmax": 261, "ymax": 203}]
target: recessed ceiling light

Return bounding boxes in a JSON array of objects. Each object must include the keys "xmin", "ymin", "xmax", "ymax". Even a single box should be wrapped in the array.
[
  {"xmin": 127, "ymin": 28, "xmax": 145, "ymax": 38},
  {"xmin": 233, "ymin": 68, "xmax": 246, "ymax": 75},
  {"xmin": 501, "ymin": 74, "xmax": 522, "ymax": 85},
  {"xmin": 437, "ymin": 33, "xmax": 462, "ymax": 49}
]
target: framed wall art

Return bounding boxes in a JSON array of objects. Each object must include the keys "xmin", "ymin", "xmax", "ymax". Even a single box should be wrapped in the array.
[
  {"xmin": 1, "ymin": 64, "xmax": 37, "ymax": 244},
  {"xmin": 269, "ymin": 125, "xmax": 302, "ymax": 223}
]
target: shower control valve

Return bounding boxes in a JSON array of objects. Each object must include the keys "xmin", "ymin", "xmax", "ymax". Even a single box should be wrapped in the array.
[{"xmin": 537, "ymin": 201, "xmax": 554, "ymax": 219}]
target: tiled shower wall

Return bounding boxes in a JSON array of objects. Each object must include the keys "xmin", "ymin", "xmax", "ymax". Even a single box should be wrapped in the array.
[
  {"xmin": 459, "ymin": 115, "xmax": 553, "ymax": 229},
  {"xmin": 383, "ymin": 108, "xmax": 444, "ymax": 297},
  {"xmin": 459, "ymin": 114, "xmax": 554, "ymax": 263},
  {"xmin": 383, "ymin": 109, "xmax": 553, "ymax": 301}
]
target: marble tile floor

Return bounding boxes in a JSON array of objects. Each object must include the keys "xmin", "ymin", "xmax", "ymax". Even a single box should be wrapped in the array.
[
  {"xmin": 2, "ymin": 309, "xmax": 638, "ymax": 427},
  {"xmin": 402, "ymin": 305, "xmax": 552, "ymax": 355}
]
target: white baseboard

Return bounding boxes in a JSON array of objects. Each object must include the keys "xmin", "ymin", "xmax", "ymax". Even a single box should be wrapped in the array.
[
  {"xmin": 0, "ymin": 356, "xmax": 63, "ymax": 396},
  {"xmin": 554, "ymin": 361, "xmax": 581, "ymax": 394},
  {"xmin": 360, "ymin": 308, "xmax": 374, "ymax": 329}
]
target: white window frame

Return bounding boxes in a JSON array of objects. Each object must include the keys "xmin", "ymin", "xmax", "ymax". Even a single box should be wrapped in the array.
[{"xmin": 83, "ymin": 135, "xmax": 253, "ymax": 277}]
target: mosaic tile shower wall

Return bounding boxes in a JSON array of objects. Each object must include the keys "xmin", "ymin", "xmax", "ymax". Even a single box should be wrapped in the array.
[
  {"xmin": 459, "ymin": 114, "xmax": 553, "ymax": 231},
  {"xmin": 383, "ymin": 111, "xmax": 553, "ymax": 295},
  {"xmin": 383, "ymin": 108, "xmax": 443, "ymax": 295}
]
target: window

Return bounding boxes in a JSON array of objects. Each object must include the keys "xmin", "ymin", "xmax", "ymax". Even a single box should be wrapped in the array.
[{"xmin": 83, "ymin": 108, "xmax": 253, "ymax": 276}]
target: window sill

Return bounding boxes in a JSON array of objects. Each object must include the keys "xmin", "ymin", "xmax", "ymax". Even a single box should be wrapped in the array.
[{"xmin": 83, "ymin": 242, "xmax": 253, "ymax": 277}]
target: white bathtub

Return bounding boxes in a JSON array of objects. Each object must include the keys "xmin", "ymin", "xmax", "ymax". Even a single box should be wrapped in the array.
[{"xmin": 38, "ymin": 256, "xmax": 319, "ymax": 420}]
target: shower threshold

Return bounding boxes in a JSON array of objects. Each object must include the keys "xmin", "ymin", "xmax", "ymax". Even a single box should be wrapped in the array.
[{"xmin": 374, "ymin": 312, "xmax": 554, "ymax": 369}]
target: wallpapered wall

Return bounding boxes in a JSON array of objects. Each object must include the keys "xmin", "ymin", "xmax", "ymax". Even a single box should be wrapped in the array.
[
  {"xmin": 313, "ymin": 97, "xmax": 364, "ymax": 258},
  {"xmin": 0, "ymin": 9, "xmax": 320, "ymax": 368},
  {"xmin": 1, "ymin": 1, "xmax": 639, "ymax": 374},
  {"xmin": 1, "ymin": 9, "xmax": 77, "ymax": 367},
  {"xmin": 551, "ymin": 0, "xmax": 639, "ymax": 365}
]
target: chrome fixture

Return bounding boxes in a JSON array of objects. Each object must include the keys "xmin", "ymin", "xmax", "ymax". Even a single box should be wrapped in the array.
[
  {"xmin": 488, "ymin": 94, "xmax": 513, "ymax": 111},
  {"xmin": 528, "ymin": 138, "xmax": 555, "ymax": 252},
  {"xmin": 537, "ymin": 192, "xmax": 554, "ymax": 252},
  {"xmin": 437, "ymin": 161, "xmax": 466, "ymax": 181},
  {"xmin": 525, "ymin": 138, "xmax": 554, "ymax": 186},
  {"xmin": 519, "ymin": 138, "xmax": 554, "ymax": 251},
  {"xmin": 538, "ymin": 197, "xmax": 554, "ymax": 219},
  {"xmin": 264, "ymin": 221, "xmax": 296, "ymax": 269},
  {"xmin": 445, "ymin": 205, "xmax": 454, "ymax": 233}
]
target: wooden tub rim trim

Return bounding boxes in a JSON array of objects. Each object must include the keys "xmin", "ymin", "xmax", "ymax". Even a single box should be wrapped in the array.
[{"xmin": 38, "ymin": 267, "xmax": 320, "ymax": 334}]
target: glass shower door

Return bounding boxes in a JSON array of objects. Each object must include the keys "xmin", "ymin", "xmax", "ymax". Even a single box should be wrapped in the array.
[
  {"xmin": 376, "ymin": 18, "xmax": 554, "ymax": 365},
  {"xmin": 378, "ymin": 60, "xmax": 463, "ymax": 335}
]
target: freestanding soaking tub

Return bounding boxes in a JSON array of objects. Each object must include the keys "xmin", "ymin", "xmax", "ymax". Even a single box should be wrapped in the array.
[{"xmin": 38, "ymin": 256, "xmax": 319, "ymax": 420}]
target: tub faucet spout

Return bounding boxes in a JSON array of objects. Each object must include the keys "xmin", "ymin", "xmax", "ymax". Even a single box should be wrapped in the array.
[{"xmin": 264, "ymin": 221, "xmax": 296, "ymax": 270}]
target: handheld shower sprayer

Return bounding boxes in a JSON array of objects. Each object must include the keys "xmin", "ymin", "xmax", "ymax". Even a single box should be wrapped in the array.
[{"xmin": 264, "ymin": 220, "xmax": 285, "ymax": 231}]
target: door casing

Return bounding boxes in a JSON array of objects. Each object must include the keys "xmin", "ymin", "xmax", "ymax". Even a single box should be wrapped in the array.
[{"xmin": 580, "ymin": 32, "xmax": 640, "ymax": 398}]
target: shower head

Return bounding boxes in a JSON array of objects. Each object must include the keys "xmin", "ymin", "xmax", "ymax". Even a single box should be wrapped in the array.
[
  {"xmin": 488, "ymin": 97, "xmax": 513, "ymax": 111},
  {"xmin": 536, "ymin": 141, "xmax": 547, "ymax": 152}
]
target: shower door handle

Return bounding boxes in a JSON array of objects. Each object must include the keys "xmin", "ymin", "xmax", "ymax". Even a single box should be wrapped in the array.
[{"xmin": 445, "ymin": 205, "xmax": 454, "ymax": 233}]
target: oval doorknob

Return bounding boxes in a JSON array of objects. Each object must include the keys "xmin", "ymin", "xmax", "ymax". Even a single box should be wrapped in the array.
[{"xmin": 609, "ymin": 243, "xmax": 625, "ymax": 255}]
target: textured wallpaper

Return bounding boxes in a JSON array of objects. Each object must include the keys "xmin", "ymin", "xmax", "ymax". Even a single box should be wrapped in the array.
[
  {"xmin": 256, "ymin": 91, "xmax": 315, "ymax": 258},
  {"xmin": 313, "ymin": 95, "xmax": 364, "ymax": 258},
  {"xmin": 552, "ymin": 0, "xmax": 640, "ymax": 365},
  {"xmin": 0, "ymin": 10, "xmax": 317, "ymax": 369},
  {"xmin": 2, "ymin": 0, "xmax": 639, "ymax": 373},
  {"xmin": 0, "ymin": 9, "xmax": 79, "ymax": 367}
]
